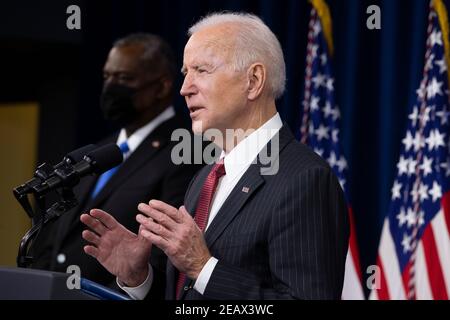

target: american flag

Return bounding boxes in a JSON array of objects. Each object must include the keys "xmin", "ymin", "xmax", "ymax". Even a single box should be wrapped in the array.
[
  {"xmin": 300, "ymin": 0, "xmax": 365, "ymax": 299},
  {"xmin": 370, "ymin": 0, "xmax": 450, "ymax": 300}
]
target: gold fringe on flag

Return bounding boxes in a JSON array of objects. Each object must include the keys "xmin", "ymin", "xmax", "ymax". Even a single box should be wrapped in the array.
[
  {"xmin": 309, "ymin": 0, "xmax": 334, "ymax": 56},
  {"xmin": 433, "ymin": 0, "xmax": 450, "ymax": 87}
]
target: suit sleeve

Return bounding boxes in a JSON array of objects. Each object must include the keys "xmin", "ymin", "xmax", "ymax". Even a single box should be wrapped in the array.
[{"xmin": 202, "ymin": 166, "xmax": 349, "ymax": 299}]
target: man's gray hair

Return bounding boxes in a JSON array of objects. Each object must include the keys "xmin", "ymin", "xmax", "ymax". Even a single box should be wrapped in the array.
[{"xmin": 189, "ymin": 12, "xmax": 286, "ymax": 99}]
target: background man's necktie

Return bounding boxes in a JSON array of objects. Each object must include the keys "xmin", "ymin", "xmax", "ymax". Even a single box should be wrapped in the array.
[
  {"xmin": 175, "ymin": 159, "xmax": 226, "ymax": 299},
  {"xmin": 90, "ymin": 141, "xmax": 129, "ymax": 199}
]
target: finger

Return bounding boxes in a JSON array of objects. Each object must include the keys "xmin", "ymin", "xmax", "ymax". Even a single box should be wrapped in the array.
[
  {"xmin": 80, "ymin": 213, "xmax": 108, "ymax": 236},
  {"xmin": 140, "ymin": 229, "xmax": 170, "ymax": 252},
  {"xmin": 82, "ymin": 230, "xmax": 101, "ymax": 247},
  {"xmin": 84, "ymin": 245, "xmax": 99, "ymax": 259},
  {"xmin": 179, "ymin": 206, "xmax": 193, "ymax": 220},
  {"xmin": 149, "ymin": 200, "xmax": 184, "ymax": 224},
  {"xmin": 138, "ymin": 203, "xmax": 177, "ymax": 230},
  {"xmin": 136, "ymin": 214, "xmax": 172, "ymax": 240},
  {"xmin": 89, "ymin": 209, "xmax": 118, "ymax": 230}
]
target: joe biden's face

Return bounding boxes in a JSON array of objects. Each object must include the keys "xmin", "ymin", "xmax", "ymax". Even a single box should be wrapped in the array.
[{"xmin": 180, "ymin": 25, "xmax": 250, "ymax": 136}]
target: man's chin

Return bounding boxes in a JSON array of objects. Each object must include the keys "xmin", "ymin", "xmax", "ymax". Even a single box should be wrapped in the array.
[{"xmin": 192, "ymin": 120, "xmax": 206, "ymax": 135}]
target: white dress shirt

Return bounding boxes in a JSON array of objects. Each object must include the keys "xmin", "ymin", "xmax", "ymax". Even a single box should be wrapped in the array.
[
  {"xmin": 119, "ymin": 112, "xmax": 283, "ymax": 299},
  {"xmin": 116, "ymin": 106, "xmax": 175, "ymax": 153}
]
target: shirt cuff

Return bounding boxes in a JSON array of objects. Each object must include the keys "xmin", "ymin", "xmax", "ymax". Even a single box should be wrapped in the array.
[
  {"xmin": 116, "ymin": 264, "xmax": 153, "ymax": 300},
  {"xmin": 193, "ymin": 257, "xmax": 218, "ymax": 295}
]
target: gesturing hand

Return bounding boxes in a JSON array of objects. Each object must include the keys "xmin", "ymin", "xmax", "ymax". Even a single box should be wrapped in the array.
[
  {"xmin": 136, "ymin": 200, "xmax": 211, "ymax": 280},
  {"xmin": 80, "ymin": 209, "xmax": 151, "ymax": 287}
]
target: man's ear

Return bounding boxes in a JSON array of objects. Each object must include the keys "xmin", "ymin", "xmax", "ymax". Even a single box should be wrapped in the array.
[
  {"xmin": 247, "ymin": 63, "xmax": 266, "ymax": 101},
  {"xmin": 156, "ymin": 78, "xmax": 173, "ymax": 99}
]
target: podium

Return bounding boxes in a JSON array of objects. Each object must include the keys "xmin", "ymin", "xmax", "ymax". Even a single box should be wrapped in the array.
[{"xmin": 0, "ymin": 267, "xmax": 130, "ymax": 300}]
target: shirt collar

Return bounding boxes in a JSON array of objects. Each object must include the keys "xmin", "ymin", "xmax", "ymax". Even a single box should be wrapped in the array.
[
  {"xmin": 221, "ymin": 112, "xmax": 283, "ymax": 181},
  {"xmin": 116, "ymin": 106, "xmax": 175, "ymax": 154}
]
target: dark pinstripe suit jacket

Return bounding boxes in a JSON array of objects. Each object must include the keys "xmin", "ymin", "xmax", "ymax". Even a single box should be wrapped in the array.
[{"xmin": 165, "ymin": 124, "xmax": 349, "ymax": 300}]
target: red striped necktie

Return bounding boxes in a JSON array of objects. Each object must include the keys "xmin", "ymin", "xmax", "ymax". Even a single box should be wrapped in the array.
[{"xmin": 175, "ymin": 159, "xmax": 226, "ymax": 299}]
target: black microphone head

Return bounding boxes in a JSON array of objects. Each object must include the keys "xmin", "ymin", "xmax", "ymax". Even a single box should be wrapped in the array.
[
  {"xmin": 85, "ymin": 143, "xmax": 123, "ymax": 174},
  {"xmin": 65, "ymin": 144, "xmax": 97, "ymax": 164}
]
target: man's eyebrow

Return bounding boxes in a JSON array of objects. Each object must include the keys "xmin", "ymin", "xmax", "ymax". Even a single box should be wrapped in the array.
[
  {"xmin": 180, "ymin": 63, "xmax": 214, "ymax": 74},
  {"xmin": 103, "ymin": 69, "xmax": 135, "ymax": 75}
]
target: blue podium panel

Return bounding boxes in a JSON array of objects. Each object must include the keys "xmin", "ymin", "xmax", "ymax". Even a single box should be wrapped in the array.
[{"xmin": 80, "ymin": 278, "xmax": 130, "ymax": 300}]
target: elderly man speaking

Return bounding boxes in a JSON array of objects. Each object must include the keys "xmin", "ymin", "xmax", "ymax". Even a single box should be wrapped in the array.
[{"xmin": 80, "ymin": 12, "xmax": 349, "ymax": 300}]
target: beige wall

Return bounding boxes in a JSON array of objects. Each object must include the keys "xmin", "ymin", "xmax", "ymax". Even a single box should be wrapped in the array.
[{"xmin": 0, "ymin": 103, "xmax": 38, "ymax": 266}]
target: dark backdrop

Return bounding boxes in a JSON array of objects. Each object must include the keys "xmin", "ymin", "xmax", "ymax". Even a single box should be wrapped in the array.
[{"xmin": 1, "ymin": 0, "xmax": 447, "ymax": 296}]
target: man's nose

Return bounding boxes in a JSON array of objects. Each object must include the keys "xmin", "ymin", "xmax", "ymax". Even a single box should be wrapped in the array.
[
  {"xmin": 180, "ymin": 74, "xmax": 195, "ymax": 97},
  {"xmin": 103, "ymin": 76, "xmax": 120, "ymax": 87}
]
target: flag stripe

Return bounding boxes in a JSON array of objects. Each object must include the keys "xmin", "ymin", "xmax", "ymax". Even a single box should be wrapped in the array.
[
  {"xmin": 374, "ymin": 256, "xmax": 390, "ymax": 300},
  {"xmin": 342, "ymin": 249, "xmax": 365, "ymax": 299},
  {"xmin": 379, "ymin": 220, "xmax": 406, "ymax": 299},
  {"xmin": 421, "ymin": 225, "xmax": 448, "ymax": 299},
  {"xmin": 430, "ymin": 209, "xmax": 450, "ymax": 297},
  {"xmin": 415, "ymin": 241, "xmax": 434, "ymax": 299},
  {"xmin": 348, "ymin": 207, "xmax": 362, "ymax": 279}
]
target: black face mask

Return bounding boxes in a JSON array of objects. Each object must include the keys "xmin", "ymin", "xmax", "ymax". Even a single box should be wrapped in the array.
[{"xmin": 100, "ymin": 83, "xmax": 139, "ymax": 128}]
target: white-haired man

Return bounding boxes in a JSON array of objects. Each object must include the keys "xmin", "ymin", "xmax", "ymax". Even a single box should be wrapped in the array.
[{"xmin": 81, "ymin": 12, "xmax": 349, "ymax": 300}]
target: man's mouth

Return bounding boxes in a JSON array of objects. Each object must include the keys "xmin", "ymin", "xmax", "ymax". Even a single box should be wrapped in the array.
[{"xmin": 189, "ymin": 106, "xmax": 204, "ymax": 117}]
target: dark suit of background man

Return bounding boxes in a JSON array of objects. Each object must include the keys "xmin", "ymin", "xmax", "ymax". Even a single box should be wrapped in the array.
[
  {"xmin": 81, "ymin": 13, "xmax": 350, "ymax": 300},
  {"xmin": 31, "ymin": 33, "xmax": 200, "ymax": 298}
]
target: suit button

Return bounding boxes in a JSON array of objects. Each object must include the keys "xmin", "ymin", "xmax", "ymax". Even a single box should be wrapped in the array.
[
  {"xmin": 56, "ymin": 253, "xmax": 66, "ymax": 264},
  {"xmin": 183, "ymin": 286, "xmax": 190, "ymax": 291}
]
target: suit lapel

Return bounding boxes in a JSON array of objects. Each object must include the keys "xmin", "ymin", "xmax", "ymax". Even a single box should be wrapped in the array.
[{"xmin": 204, "ymin": 164, "xmax": 264, "ymax": 247}]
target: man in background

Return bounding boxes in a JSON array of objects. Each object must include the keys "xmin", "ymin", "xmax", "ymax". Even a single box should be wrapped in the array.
[{"xmin": 31, "ymin": 33, "xmax": 201, "ymax": 299}]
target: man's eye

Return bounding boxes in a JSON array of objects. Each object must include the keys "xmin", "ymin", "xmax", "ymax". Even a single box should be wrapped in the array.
[
  {"xmin": 119, "ymin": 75, "xmax": 133, "ymax": 82},
  {"xmin": 195, "ymin": 66, "xmax": 209, "ymax": 74}
]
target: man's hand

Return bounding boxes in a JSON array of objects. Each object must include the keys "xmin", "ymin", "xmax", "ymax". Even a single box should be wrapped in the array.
[
  {"xmin": 80, "ymin": 209, "xmax": 151, "ymax": 287},
  {"xmin": 137, "ymin": 200, "xmax": 211, "ymax": 280}
]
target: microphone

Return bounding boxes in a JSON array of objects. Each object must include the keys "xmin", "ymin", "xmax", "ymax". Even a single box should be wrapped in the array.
[
  {"xmin": 32, "ymin": 143, "xmax": 123, "ymax": 197},
  {"xmin": 13, "ymin": 144, "xmax": 97, "ymax": 198},
  {"xmin": 62, "ymin": 144, "xmax": 98, "ymax": 165}
]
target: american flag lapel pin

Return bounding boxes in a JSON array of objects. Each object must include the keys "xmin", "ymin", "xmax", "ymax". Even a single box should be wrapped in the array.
[{"xmin": 242, "ymin": 187, "xmax": 250, "ymax": 193}]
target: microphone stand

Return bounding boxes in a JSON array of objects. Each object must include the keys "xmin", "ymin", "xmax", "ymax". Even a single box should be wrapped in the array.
[{"xmin": 16, "ymin": 187, "xmax": 78, "ymax": 268}]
